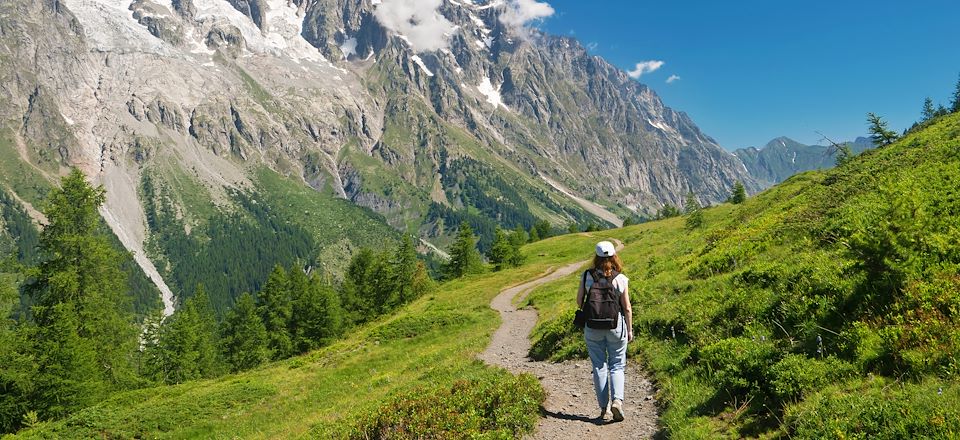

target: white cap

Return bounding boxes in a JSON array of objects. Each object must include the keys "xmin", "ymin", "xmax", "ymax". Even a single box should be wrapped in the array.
[{"xmin": 595, "ymin": 241, "xmax": 616, "ymax": 257}]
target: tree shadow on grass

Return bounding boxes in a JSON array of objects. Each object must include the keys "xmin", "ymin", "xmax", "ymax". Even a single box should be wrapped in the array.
[{"xmin": 691, "ymin": 388, "xmax": 731, "ymax": 417}]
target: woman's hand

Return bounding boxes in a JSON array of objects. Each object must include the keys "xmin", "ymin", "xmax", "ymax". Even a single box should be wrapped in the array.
[{"xmin": 628, "ymin": 330, "xmax": 634, "ymax": 343}]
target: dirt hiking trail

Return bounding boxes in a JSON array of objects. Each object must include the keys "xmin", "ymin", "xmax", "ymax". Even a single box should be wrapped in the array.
[{"xmin": 479, "ymin": 241, "xmax": 659, "ymax": 439}]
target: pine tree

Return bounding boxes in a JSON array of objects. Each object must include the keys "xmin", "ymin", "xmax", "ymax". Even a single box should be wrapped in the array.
[
  {"xmin": 367, "ymin": 253, "xmax": 394, "ymax": 315},
  {"xmin": 258, "ymin": 265, "xmax": 294, "ymax": 360},
  {"xmin": 657, "ymin": 204, "xmax": 681, "ymax": 219},
  {"xmin": 0, "ymin": 280, "xmax": 36, "ymax": 432},
  {"xmin": 221, "ymin": 292, "xmax": 269, "ymax": 372},
  {"xmin": 512, "ymin": 225, "xmax": 527, "ymax": 242},
  {"xmin": 534, "ymin": 220, "xmax": 552, "ymax": 240},
  {"xmin": 936, "ymin": 103, "xmax": 949, "ymax": 117},
  {"xmin": 507, "ymin": 228, "xmax": 527, "ymax": 267},
  {"xmin": 341, "ymin": 248, "xmax": 377, "ymax": 325},
  {"xmin": 487, "ymin": 227, "xmax": 512, "ymax": 271},
  {"xmin": 24, "ymin": 169, "xmax": 137, "ymax": 395},
  {"xmin": 444, "ymin": 222, "xmax": 484, "ymax": 278},
  {"xmin": 922, "ymin": 97, "xmax": 936, "ymax": 122},
  {"xmin": 684, "ymin": 192, "xmax": 704, "ymax": 230},
  {"xmin": 145, "ymin": 284, "xmax": 225, "ymax": 383},
  {"xmin": 31, "ymin": 303, "xmax": 105, "ymax": 419},
  {"xmin": 730, "ymin": 181, "xmax": 747, "ymax": 204},
  {"xmin": 528, "ymin": 226, "xmax": 540, "ymax": 243},
  {"xmin": 285, "ymin": 264, "xmax": 313, "ymax": 334},
  {"xmin": 568, "ymin": 223, "xmax": 579, "ymax": 233},
  {"xmin": 291, "ymin": 274, "xmax": 343, "ymax": 353},
  {"xmin": 407, "ymin": 261, "xmax": 434, "ymax": 301},
  {"xmin": 866, "ymin": 112, "xmax": 898, "ymax": 147},
  {"xmin": 186, "ymin": 285, "xmax": 224, "ymax": 377},
  {"xmin": 952, "ymin": 73, "xmax": 960, "ymax": 112},
  {"xmin": 387, "ymin": 236, "xmax": 419, "ymax": 308},
  {"xmin": 834, "ymin": 143, "xmax": 854, "ymax": 167}
]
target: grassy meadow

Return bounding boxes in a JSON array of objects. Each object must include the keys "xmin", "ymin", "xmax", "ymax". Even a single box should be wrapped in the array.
[
  {"xmin": 10, "ymin": 112, "xmax": 960, "ymax": 440},
  {"xmin": 13, "ymin": 234, "xmax": 600, "ymax": 439},
  {"xmin": 525, "ymin": 112, "xmax": 960, "ymax": 438}
]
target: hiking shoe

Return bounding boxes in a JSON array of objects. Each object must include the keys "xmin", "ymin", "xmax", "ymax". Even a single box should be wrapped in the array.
[
  {"xmin": 611, "ymin": 400, "xmax": 624, "ymax": 422},
  {"xmin": 598, "ymin": 407, "xmax": 607, "ymax": 421}
]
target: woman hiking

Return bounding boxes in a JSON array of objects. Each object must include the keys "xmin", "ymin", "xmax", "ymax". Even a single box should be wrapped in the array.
[{"xmin": 577, "ymin": 240, "xmax": 633, "ymax": 422}]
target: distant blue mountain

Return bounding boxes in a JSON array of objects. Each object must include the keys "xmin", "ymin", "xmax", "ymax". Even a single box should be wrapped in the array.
[{"xmin": 733, "ymin": 136, "xmax": 873, "ymax": 187}]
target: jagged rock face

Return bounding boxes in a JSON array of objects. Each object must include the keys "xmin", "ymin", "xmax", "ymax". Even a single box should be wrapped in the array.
[
  {"xmin": 0, "ymin": 0, "xmax": 760, "ymax": 300},
  {"xmin": 486, "ymin": 35, "xmax": 755, "ymax": 208},
  {"xmin": 171, "ymin": 0, "xmax": 197, "ymax": 19},
  {"xmin": 225, "ymin": 0, "xmax": 266, "ymax": 30}
]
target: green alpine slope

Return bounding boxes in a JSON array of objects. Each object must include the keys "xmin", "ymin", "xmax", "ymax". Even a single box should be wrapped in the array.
[
  {"xmin": 11, "ymin": 113, "xmax": 959, "ymax": 439},
  {"xmin": 12, "ymin": 234, "xmax": 601, "ymax": 438},
  {"xmin": 525, "ymin": 112, "xmax": 960, "ymax": 438}
]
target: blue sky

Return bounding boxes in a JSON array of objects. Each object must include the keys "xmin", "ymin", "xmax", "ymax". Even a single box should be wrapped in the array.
[{"xmin": 539, "ymin": 0, "xmax": 960, "ymax": 150}]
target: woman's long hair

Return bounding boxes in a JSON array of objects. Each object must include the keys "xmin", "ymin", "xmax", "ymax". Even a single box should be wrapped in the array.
[{"xmin": 593, "ymin": 254, "xmax": 624, "ymax": 277}]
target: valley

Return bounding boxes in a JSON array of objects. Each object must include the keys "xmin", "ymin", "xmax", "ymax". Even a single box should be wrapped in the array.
[{"xmin": 1, "ymin": 0, "xmax": 959, "ymax": 438}]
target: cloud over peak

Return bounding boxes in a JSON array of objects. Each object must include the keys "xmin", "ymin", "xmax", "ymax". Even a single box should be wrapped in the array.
[
  {"xmin": 373, "ymin": 0, "xmax": 455, "ymax": 52},
  {"xmin": 500, "ymin": 0, "xmax": 555, "ymax": 29},
  {"xmin": 372, "ymin": 0, "xmax": 556, "ymax": 51},
  {"xmin": 627, "ymin": 60, "xmax": 664, "ymax": 79},
  {"xmin": 666, "ymin": 74, "xmax": 681, "ymax": 84}
]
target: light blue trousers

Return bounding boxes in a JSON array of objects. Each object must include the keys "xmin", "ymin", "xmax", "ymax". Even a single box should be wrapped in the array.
[{"xmin": 584, "ymin": 315, "xmax": 627, "ymax": 409}]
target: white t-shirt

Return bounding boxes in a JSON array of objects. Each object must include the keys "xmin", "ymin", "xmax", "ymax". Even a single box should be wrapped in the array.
[
  {"xmin": 583, "ymin": 271, "xmax": 629, "ymax": 295},
  {"xmin": 582, "ymin": 270, "xmax": 629, "ymax": 333}
]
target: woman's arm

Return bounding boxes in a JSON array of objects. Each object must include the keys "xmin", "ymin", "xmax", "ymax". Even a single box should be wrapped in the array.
[
  {"xmin": 577, "ymin": 272, "xmax": 586, "ymax": 308},
  {"xmin": 622, "ymin": 286, "xmax": 634, "ymax": 342}
]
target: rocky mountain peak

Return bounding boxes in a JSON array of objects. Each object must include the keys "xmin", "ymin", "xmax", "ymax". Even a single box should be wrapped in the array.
[{"xmin": 1, "ymin": 0, "xmax": 758, "ymax": 305}]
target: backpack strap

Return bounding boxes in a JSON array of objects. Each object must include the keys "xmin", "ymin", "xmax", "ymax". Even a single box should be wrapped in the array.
[
  {"xmin": 579, "ymin": 270, "xmax": 590, "ymax": 310},
  {"xmin": 591, "ymin": 268, "xmax": 604, "ymax": 283},
  {"xmin": 609, "ymin": 270, "xmax": 621, "ymax": 282}
]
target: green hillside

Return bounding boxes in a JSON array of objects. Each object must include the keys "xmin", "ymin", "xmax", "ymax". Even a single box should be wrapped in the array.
[
  {"xmin": 14, "ymin": 234, "xmax": 600, "ymax": 438},
  {"xmin": 138, "ymin": 165, "xmax": 402, "ymax": 313},
  {"xmin": 9, "ymin": 112, "xmax": 959, "ymax": 439},
  {"xmin": 525, "ymin": 112, "xmax": 960, "ymax": 437}
]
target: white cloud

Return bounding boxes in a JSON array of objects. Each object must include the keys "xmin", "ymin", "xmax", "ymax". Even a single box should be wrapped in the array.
[
  {"xmin": 373, "ymin": 0, "xmax": 455, "ymax": 52},
  {"xmin": 627, "ymin": 60, "xmax": 664, "ymax": 79},
  {"xmin": 586, "ymin": 41, "xmax": 598, "ymax": 51},
  {"xmin": 500, "ymin": 0, "xmax": 555, "ymax": 29},
  {"xmin": 666, "ymin": 74, "xmax": 681, "ymax": 84}
]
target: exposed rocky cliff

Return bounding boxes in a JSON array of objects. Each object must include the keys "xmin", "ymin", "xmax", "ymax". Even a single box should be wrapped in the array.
[{"xmin": 0, "ymin": 0, "xmax": 758, "ymax": 311}]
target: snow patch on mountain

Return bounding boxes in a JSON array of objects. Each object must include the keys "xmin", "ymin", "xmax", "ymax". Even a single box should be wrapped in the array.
[
  {"xmin": 340, "ymin": 36, "xmax": 358, "ymax": 58},
  {"xmin": 477, "ymin": 76, "xmax": 504, "ymax": 109},
  {"xmin": 62, "ymin": 0, "xmax": 173, "ymax": 54},
  {"xmin": 647, "ymin": 118, "xmax": 672, "ymax": 133},
  {"xmin": 411, "ymin": 55, "xmax": 434, "ymax": 76},
  {"xmin": 262, "ymin": 0, "xmax": 326, "ymax": 62},
  {"xmin": 474, "ymin": 1, "xmax": 502, "ymax": 10}
]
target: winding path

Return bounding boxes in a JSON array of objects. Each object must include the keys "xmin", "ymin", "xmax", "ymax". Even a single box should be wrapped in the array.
[{"xmin": 479, "ymin": 241, "xmax": 659, "ymax": 439}]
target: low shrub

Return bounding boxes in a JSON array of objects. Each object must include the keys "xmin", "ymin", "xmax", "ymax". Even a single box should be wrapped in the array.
[
  {"xmin": 785, "ymin": 379, "xmax": 960, "ymax": 439},
  {"xmin": 368, "ymin": 311, "xmax": 473, "ymax": 342},
  {"xmin": 767, "ymin": 354, "xmax": 855, "ymax": 402},
  {"xmin": 698, "ymin": 337, "xmax": 777, "ymax": 396},
  {"xmin": 888, "ymin": 274, "xmax": 960, "ymax": 378},
  {"xmin": 348, "ymin": 369, "xmax": 545, "ymax": 439},
  {"xmin": 836, "ymin": 321, "xmax": 885, "ymax": 371}
]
